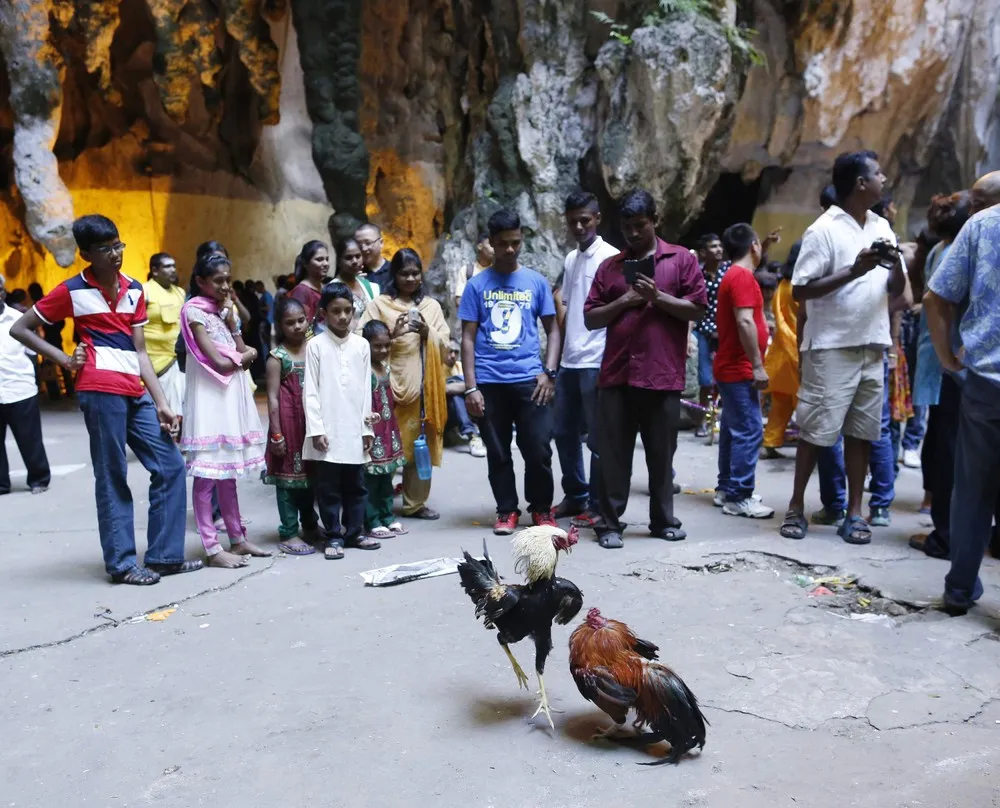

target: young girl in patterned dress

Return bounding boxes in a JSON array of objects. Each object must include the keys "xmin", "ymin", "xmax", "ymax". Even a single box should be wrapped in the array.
[
  {"xmin": 361, "ymin": 320, "xmax": 406, "ymax": 540},
  {"xmin": 264, "ymin": 296, "xmax": 320, "ymax": 555}
]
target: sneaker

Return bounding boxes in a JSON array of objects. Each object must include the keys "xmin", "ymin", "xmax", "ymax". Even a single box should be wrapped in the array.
[
  {"xmin": 869, "ymin": 506, "xmax": 891, "ymax": 527},
  {"xmin": 722, "ymin": 497, "xmax": 775, "ymax": 519},
  {"xmin": 713, "ymin": 490, "xmax": 725, "ymax": 507},
  {"xmin": 469, "ymin": 435, "xmax": 486, "ymax": 457},
  {"xmin": 494, "ymin": 513, "xmax": 519, "ymax": 535},
  {"xmin": 902, "ymin": 449, "xmax": 921, "ymax": 468},
  {"xmin": 531, "ymin": 510, "xmax": 558, "ymax": 528}
]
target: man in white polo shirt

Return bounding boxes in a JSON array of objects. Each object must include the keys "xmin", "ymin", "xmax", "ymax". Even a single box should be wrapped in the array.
[
  {"xmin": 779, "ymin": 151, "xmax": 906, "ymax": 545},
  {"xmin": 552, "ymin": 190, "xmax": 621, "ymax": 528},
  {"xmin": 0, "ymin": 274, "xmax": 50, "ymax": 495}
]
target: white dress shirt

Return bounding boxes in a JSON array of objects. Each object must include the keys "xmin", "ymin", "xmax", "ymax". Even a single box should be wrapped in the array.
[
  {"xmin": 560, "ymin": 236, "xmax": 621, "ymax": 369},
  {"xmin": 0, "ymin": 305, "xmax": 39, "ymax": 405},
  {"xmin": 792, "ymin": 206, "xmax": 902, "ymax": 351},
  {"xmin": 302, "ymin": 330, "xmax": 374, "ymax": 465}
]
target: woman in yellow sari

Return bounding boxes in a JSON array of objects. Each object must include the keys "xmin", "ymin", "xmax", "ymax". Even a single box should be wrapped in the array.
[
  {"xmin": 360, "ymin": 248, "xmax": 449, "ymax": 520},
  {"xmin": 763, "ymin": 254, "xmax": 800, "ymax": 456}
]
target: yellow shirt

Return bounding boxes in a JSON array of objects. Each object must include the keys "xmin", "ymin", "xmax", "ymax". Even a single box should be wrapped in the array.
[{"xmin": 143, "ymin": 281, "xmax": 186, "ymax": 374}]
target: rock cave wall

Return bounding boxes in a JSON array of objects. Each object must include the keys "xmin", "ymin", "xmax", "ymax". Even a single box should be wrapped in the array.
[{"xmin": 1, "ymin": 0, "xmax": 998, "ymax": 314}]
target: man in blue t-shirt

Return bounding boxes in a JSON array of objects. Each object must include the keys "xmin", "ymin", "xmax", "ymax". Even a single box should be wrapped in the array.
[{"xmin": 458, "ymin": 208, "xmax": 562, "ymax": 535}]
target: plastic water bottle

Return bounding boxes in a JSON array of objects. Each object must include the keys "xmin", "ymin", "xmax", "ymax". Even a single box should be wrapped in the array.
[{"xmin": 413, "ymin": 434, "xmax": 432, "ymax": 480}]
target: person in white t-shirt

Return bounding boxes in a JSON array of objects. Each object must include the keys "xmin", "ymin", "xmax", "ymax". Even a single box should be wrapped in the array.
[
  {"xmin": 0, "ymin": 274, "xmax": 51, "ymax": 494},
  {"xmin": 780, "ymin": 151, "xmax": 906, "ymax": 546},
  {"xmin": 552, "ymin": 191, "xmax": 621, "ymax": 527}
]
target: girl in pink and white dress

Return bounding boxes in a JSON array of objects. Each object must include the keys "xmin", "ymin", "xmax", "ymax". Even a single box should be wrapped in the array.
[{"xmin": 181, "ymin": 252, "xmax": 269, "ymax": 569}]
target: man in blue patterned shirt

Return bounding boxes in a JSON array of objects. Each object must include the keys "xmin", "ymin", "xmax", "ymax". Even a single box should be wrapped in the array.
[{"xmin": 924, "ymin": 171, "xmax": 1000, "ymax": 615}]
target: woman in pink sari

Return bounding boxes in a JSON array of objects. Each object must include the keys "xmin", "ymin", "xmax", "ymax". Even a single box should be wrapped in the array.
[{"xmin": 181, "ymin": 252, "xmax": 269, "ymax": 568}]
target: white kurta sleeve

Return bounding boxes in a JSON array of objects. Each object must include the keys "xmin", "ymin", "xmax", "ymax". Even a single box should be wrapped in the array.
[
  {"xmin": 304, "ymin": 339, "xmax": 324, "ymax": 439},
  {"xmin": 361, "ymin": 343, "xmax": 374, "ymax": 439}
]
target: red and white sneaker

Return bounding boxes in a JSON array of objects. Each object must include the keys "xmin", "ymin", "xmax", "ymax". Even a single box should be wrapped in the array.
[
  {"xmin": 494, "ymin": 512, "xmax": 519, "ymax": 535},
  {"xmin": 531, "ymin": 510, "xmax": 558, "ymax": 528}
]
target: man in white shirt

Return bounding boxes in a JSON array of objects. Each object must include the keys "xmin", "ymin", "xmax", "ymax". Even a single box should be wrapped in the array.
[
  {"xmin": 0, "ymin": 275, "xmax": 50, "ymax": 494},
  {"xmin": 552, "ymin": 191, "xmax": 621, "ymax": 527},
  {"xmin": 779, "ymin": 151, "xmax": 906, "ymax": 546},
  {"xmin": 452, "ymin": 232, "xmax": 493, "ymax": 312}
]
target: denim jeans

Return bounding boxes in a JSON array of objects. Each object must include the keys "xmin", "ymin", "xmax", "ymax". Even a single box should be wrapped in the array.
[
  {"xmin": 944, "ymin": 373, "xmax": 1000, "ymax": 609},
  {"xmin": 553, "ymin": 367, "xmax": 601, "ymax": 510},
  {"xmin": 716, "ymin": 380, "xmax": 763, "ymax": 501},
  {"xmin": 446, "ymin": 381, "xmax": 478, "ymax": 438},
  {"xmin": 868, "ymin": 359, "xmax": 896, "ymax": 508},
  {"xmin": 479, "ymin": 382, "xmax": 554, "ymax": 514},
  {"xmin": 78, "ymin": 391, "xmax": 188, "ymax": 575},
  {"xmin": 816, "ymin": 360, "xmax": 895, "ymax": 511}
]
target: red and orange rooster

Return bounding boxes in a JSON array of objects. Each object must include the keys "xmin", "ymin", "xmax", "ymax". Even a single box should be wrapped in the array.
[
  {"xmin": 458, "ymin": 526, "xmax": 582, "ymax": 728},
  {"xmin": 569, "ymin": 608, "xmax": 708, "ymax": 765}
]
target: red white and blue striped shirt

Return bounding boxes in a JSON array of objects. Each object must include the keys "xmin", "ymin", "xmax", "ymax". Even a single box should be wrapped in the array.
[{"xmin": 34, "ymin": 269, "xmax": 148, "ymax": 397}]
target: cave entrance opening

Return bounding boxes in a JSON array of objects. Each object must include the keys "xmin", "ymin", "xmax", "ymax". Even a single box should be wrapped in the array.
[{"xmin": 679, "ymin": 172, "xmax": 763, "ymax": 248}]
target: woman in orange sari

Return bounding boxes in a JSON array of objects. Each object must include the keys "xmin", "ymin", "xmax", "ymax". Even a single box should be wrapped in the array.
[
  {"xmin": 360, "ymin": 248, "xmax": 449, "ymax": 520},
  {"xmin": 762, "ymin": 248, "xmax": 799, "ymax": 457}
]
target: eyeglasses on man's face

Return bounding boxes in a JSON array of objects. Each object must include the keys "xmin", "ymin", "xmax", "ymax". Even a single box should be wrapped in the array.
[{"xmin": 91, "ymin": 242, "xmax": 126, "ymax": 256}]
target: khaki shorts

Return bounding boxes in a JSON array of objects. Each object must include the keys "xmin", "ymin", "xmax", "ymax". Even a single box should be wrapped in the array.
[{"xmin": 796, "ymin": 347, "xmax": 884, "ymax": 447}]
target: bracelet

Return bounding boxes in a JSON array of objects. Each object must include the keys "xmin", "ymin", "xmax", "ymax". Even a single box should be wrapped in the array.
[
  {"xmin": 269, "ymin": 433, "xmax": 285, "ymax": 443},
  {"xmin": 463, "ymin": 387, "xmax": 479, "ymax": 397}
]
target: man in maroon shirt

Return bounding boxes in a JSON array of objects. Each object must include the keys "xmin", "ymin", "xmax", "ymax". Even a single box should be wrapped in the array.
[{"xmin": 584, "ymin": 190, "xmax": 708, "ymax": 548}]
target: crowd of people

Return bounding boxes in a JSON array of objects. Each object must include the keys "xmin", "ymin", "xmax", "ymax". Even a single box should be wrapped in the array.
[{"xmin": 1, "ymin": 148, "xmax": 999, "ymax": 616}]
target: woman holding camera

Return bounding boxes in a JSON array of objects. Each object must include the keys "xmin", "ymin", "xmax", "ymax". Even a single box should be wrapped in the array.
[{"xmin": 360, "ymin": 248, "xmax": 449, "ymax": 520}]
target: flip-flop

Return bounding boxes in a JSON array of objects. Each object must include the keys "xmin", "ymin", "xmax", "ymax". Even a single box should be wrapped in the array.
[
  {"xmin": 324, "ymin": 541, "xmax": 345, "ymax": 560},
  {"xmin": 146, "ymin": 560, "xmax": 205, "ymax": 575},
  {"xmin": 278, "ymin": 541, "xmax": 316, "ymax": 556},
  {"xmin": 368, "ymin": 527, "xmax": 394, "ymax": 540},
  {"xmin": 780, "ymin": 510, "xmax": 808, "ymax": 540},
  {"xmin": 387, "ymin": 522, "xmax": 408, "ymax": 535},
  {"xmin": 597, "ymin": 532, "xmax": 624, "ymax": 549},
  {"xmin": 346, "ymin": 536, "xmax": 381, "ymax": 550},
  {"xmin": 838, "ymin": 516, "xmax": 872, "ymax": 545},
  {"xmin": 651, "ymin": 527, "xmax": 687, "ymax": 542}
]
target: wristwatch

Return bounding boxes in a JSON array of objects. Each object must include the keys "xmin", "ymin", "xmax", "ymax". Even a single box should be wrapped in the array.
[{"xmin": 544, "ymin": 367, "xmax": 558, "ymax": 381}]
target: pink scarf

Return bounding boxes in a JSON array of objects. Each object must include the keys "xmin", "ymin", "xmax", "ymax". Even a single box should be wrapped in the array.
[{"xmin": 181, "ymin": 297, "xmax": 245, "ymax": 386}]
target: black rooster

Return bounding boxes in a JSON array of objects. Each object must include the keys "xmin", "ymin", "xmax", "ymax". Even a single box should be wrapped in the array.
[{"xmin": 458, "ymin": 538, "xmax": 583, "ymax": 727}]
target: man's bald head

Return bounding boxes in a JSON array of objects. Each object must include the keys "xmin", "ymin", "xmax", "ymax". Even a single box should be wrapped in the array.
[{"xmin": 970, "ymin": 171, "xmax": 1000, "ymax": 213}]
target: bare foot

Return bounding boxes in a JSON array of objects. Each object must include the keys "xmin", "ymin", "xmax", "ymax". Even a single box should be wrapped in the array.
[
  {"xmin": 207, "ymin": 550, "xmax": 250, "ymax": 569},
  {"xmin": 231, "ymin": 540, "xmax": 272, "ymax": 558}
]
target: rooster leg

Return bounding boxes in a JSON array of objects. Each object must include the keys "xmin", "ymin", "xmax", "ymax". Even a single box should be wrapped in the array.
[
  {"xmin": 530, "ymin": 673, "xmax": 562, "ymax": 728},
  {"xmin": 592, "ymin": 722, "xmax": 627, "ymax": 740},
  {"xmin": 502, "ymin": 644, "xmax": 530, "ymax": 690}
]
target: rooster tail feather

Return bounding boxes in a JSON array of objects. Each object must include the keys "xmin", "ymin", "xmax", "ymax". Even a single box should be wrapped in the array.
[
  {"xmin": 641, "ymin": 664, "xmax": 708, "ymax": 756},
  {"xmin": 457, "ymin": 549, "xmax": 518, "ymax": 627}
]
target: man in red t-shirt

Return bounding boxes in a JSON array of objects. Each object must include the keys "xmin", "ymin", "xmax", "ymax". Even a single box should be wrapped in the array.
[
  {"xmin": 712, "ymin": 224, "xmax": 774, "ymax": 519},
  {"xmin": 11, "ymin": 215, "xmax": 202, "ymax": 585}
]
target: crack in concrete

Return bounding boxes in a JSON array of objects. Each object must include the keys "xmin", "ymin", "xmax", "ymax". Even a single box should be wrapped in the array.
[
  {"xmin": 0, "ymin": 557, "xmax": 278, "ymax": 659},
  {"xmin": 701, "ymin": 703, "xmax": 808, "ymax": 730}
]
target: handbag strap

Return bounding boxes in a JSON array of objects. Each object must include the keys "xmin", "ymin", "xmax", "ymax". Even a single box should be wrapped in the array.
[{"xmin": 418, "ymin": 333, "xmax": 427, "ymax": 438}]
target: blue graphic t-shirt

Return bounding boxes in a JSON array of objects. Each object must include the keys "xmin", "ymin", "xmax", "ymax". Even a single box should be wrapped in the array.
[{"xmin": 458, "ymin": 266, "xmax": 556, "ymax": 384}]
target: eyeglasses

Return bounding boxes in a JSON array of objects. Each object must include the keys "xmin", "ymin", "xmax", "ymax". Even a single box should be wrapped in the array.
[
  {"xmin": 356, "ymin": 238, "xmax": 382, "ymax": 249},
  {"xmin": 93, "ymin": 242, "xmax": 126, "ymax": 256}
]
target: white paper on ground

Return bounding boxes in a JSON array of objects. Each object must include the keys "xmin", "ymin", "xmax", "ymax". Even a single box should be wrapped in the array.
[{"xmin": 360, "ymin": 556, "xmax": 485, "ymax": 587}]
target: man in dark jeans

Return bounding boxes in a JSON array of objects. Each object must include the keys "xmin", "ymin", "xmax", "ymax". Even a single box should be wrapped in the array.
[
  {"xmin": 584, "ymin": 190, "xmax": 708, "ymax": 548},
  {"xmin": 459, "ymin": 208, "xmax": 561, "ymax": 535}
]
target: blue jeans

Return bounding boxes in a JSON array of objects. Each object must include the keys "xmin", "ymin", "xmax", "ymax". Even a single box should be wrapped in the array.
[
  {"xmin": 890, "ymin": 406, "xmax": 928, "ymax": 459},
  {"xmin": 553, "ymin": 368, "xmax": 600, "ymax": 509},
  {"xmin": 695, "ymin": 331, "xmax": 714, "ymax": 388},
  {"xmin": 716, "ymin": 380, "xmax": 763, "ymax": 501},
  {"xmin": 78, "ymin": 392, "xmax": 188, "ymax": 575},
  {"xmin": 944, "ymin": 373, "xmax": 1000, "ymax": 609},
  {"xmin": 816, "ymin": 360, "xmax": 894, "ymax": 511},
  {"xmin": 868, "ymin": 360, "xmax": 896, "ymax": 508},
  {"xmin": 446, "ymin": 378, "xmax": 478, "ymax": 437}
]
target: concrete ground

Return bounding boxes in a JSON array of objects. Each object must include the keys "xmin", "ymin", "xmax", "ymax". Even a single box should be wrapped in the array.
[{"xmin": 2, "ymin": 403, "xmax": 999, "ymax": 807}]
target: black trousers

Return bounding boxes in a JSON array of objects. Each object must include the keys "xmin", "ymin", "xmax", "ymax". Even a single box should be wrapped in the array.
[
  {"xmin": 0, "ymin": 395, "xmax": 51, "ymax": 493},
  {"xmin": 597, "ymin": 385, "xmax": 679, "ymax": 534},
  {"xmin": 920, "ymin": 374, "xmax": 1000, "ymax": 559},
  {"xmin": 479, "ymin": 382, "xmax": 554, "ymax": 515},
  {"xmin": 313, "ymin": 462, "xmax": 367, "ymax": 544}
]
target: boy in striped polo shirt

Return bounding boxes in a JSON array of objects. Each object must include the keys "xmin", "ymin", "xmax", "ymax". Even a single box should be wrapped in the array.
[{"xmin": 12, "ymin": 215, "xmax": 203, "ymax": 585}]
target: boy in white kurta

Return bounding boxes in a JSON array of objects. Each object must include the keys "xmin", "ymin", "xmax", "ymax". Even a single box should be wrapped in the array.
[{"xmin": 303, "ymin": 284, "xmax": 378, "ymax": 559}]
